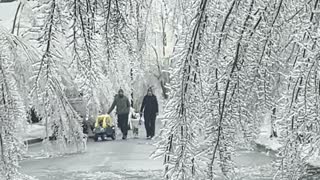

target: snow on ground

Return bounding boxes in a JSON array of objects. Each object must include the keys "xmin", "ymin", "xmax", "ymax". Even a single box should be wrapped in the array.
[
  {"xmin": 29, "ymin": 169, "xmax": 163, "ymax": 180},
  {"xmin": 21, "ymin": 139, "xmax": 277, "ymax": 180},
  {"xmin": 20, "ymin": 113, "xmax": 320, "ymax": 179},
  {"xmin": 21, "ymin": 121, "xmax": 164, "ymax": 180},
  {"xmin": 254, "ymin": 113, "xmax": 320, "ymax": 172},
  {"xmin": 309, "ymin": 156, "xmax": 320, "ymax": 167},
  {"xmin": 22, "ymin": 123, "xmax": 46, "ymax": 141},
  {"xmin": 20, "ymin": 120, "xmax": 279, "ymax": 180},
  {"xmin": 305, "ymin": 148, "xmax": 320, "ymax": 168}
]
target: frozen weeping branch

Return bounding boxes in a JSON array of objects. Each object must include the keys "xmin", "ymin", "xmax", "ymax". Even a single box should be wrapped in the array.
[
  {"xmin": 158, "ymin": 0, "xmax": 209, "ymax": 179},
  {"xmin": 27, "ymin": 0, "xmax": 86, "ymax": 152},
  {"xmin": 11, "ymin": 2, "xmax": 22, "ymax": 34},
  {"xmin": 35, "ymin": 0, "xmax": 55, "ymax": 139},
  {"xmin": 207, "ymin": 0, "xmax": 264, "ymax": 178},
  {"xmin": 104, "ymin": 0, "xmax": 111, "ymax": 47},
  {"xmin": 0, "ymin": 133, "xmax": 3, "ymax": 161},
  {"xmin": 209, "ymin": 43, "xmax": 239, "ymax": 178},
  {"xmin": 34, "ymin": 0, "xmax": 55, "ymax": 89},
  {"xmin": 258, "ymin": 0, "xmax": 283, "ymax": 65},
  {"xmin": 270, "ymin": 0, "xmax": 320, "ymax": 178},
  {"xmin": 217, "ymin": 0, "xmax": 236, "ymax": 55},
  {"xmin": 0, "ymin": 27, "xmax": 35, "ymax": 179},
  {"xmin": 78, "ymin": 4, "xmax": 93, "ymax": 67}
]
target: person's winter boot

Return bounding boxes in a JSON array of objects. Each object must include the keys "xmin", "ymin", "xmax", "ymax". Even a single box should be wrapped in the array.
[{"xmin": 122, "ymin": 135, "xmax": 127, "ymax": 140}]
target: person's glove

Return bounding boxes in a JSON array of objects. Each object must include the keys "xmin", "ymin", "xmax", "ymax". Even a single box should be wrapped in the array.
[{"xmin": 138, "ymin": 113, "xmax": 142, "ymax": 125}]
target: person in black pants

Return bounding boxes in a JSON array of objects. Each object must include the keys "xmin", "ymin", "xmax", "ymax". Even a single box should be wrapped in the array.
[
  {"xmin": 140, "ymin": 87, "xmax": 159, "ymax": 139},
  {"xmin": 108, "ymin": 89, "xmax": 130, "ymax": 140}
]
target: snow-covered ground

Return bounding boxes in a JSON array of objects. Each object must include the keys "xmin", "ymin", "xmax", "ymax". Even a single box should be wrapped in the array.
[
  {"xmin": 19, "ymin": 120, "xmax": 278, "ymax": 180},
  {"xmin": 21, "ymin": 138, "xmax": 163, "ymax": 180},
  {"xmin": 21, "ymin": 120, "xmax": 164, "ymax": 180},
  {"xmin": 254, "ymin": 113, "xmax": 320, "ymax": 170},
  {"xmin": 22, "ymin": 123, "xmax": 46, "ymax": 141},
  {"xmin": 19, "ymin": 113, "xmax": 320, "ymax": 179}
]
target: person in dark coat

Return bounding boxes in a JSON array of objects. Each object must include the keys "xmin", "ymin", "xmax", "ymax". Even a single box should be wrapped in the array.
[
  {"xmin": 140, "ymin": 87, "xmax": 159, "ymax": 139},
  {"xmin": 108, "ymin": 89, "xmax": 130, "ymax": 140}
]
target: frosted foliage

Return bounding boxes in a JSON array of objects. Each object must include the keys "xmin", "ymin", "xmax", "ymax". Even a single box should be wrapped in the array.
[
  {"xmin": 156, "ymin": 0, "xmax": 320, "ymax": 179},
  {"xmin": 1, "ymin": 0, "xmax": 320, "ymax": 179},
  {"xmin": 0, "ymin": 28, "xmax": 34, "ymax": 180}
]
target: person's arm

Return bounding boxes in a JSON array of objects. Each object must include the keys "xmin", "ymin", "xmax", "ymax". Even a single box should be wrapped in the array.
[
  {"xmin": 140, "ymin": 96, "xmax": 146, "ymax": 114},
  {"xmin": 155, "ymin": 96, "xmax": 159, "ymax": 115},
  {"xmin": 127, "ymin": 97, "xmax": 130, "ymax": 108},
  {"xmin": 107, "ymin": 97, "xmax": 116, "ymax": 114}
]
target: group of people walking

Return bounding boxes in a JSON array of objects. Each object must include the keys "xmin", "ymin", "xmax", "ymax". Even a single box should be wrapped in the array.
[{"xmin": 107, "ymin": 87, "xmax": 159, "ymax": 140}]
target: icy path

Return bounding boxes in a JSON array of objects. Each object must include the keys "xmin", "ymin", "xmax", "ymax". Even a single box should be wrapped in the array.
[
  {"xmin": 21, "ymin": 137, "xmax": 163, "ymax": 180},
  {"xmin": 21, "ymin": 140, "xmax": 277, "ymax": 179},
  {"xmin": 21, "ymin": 119, "xmax": 164, "ymax": 180},
  {"xmin": 20, "ymin": 121, "xmax": 277, "ymax": 179}
]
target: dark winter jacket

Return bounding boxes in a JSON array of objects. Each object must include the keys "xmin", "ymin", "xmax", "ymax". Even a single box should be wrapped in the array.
[
  {"xmin": 140, "ymin": 95, "xmax": 159, "ymax": 116},
  {"xmin": 108, "ymin": 95, "xmax": 130, "ymax": 115}
]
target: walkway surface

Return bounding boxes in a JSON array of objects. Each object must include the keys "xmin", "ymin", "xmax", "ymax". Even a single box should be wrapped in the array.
[{"xmin": 20, "ymin": 120, "xmax": 276, "ymax": 180}]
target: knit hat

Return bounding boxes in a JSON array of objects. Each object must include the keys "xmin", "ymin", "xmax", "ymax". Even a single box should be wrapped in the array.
[{"xmin": 147, "ymin": 87, "xmax": 153, "ymax": 94}]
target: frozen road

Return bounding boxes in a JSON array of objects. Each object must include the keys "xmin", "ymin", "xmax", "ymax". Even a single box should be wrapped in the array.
[
  {"xmin": 21, "ymin": 119, "xmax": 164, "ymax": 180},
  {"xmin": 21, "ymin": 137, "xmax": 163, "ymax": 180},
  {"xmin": 20, "ymin": 121, "xmax": 277, "ymax": 180}
]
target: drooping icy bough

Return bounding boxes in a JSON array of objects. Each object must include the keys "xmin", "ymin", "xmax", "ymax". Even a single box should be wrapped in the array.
[
  {"xmin": 157, "ymin": 0, "xmax": 320, "ymax": 179},
  {"xmin": 154, "ymin": 0, "xmax": 209, "ymax": 179},
  {"xmin": 29, "ymin": 0, "xmax": 85, "ymax": 151},
  {"xmin": 0, "ymin": 27, "xmax": 36, "ymax": 180}
]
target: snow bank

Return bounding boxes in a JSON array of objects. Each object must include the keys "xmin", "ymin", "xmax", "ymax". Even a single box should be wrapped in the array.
[
  {"xmin": 255, "ymin": 113, "xmax": 320, "ymax": 169},
  {"xmin": 22, "ymin": 123, "xmax": 46, "ymax": 141},
  {"xmin": 308, "ymin": 155, "xmax": 320, "ymax": 167},
  {"xmin": 255, "ymin": 135, "xmax": 282, "ymax": 152}
]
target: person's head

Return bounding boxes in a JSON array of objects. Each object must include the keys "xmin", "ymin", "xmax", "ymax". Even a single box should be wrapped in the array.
[
  {"xmin": 118, "ymin": 89, "xmax": 124, "ymax": 97},
  {"xmin": 147, "ymin": 87, "xmax": 153, "ymax": 96}
]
